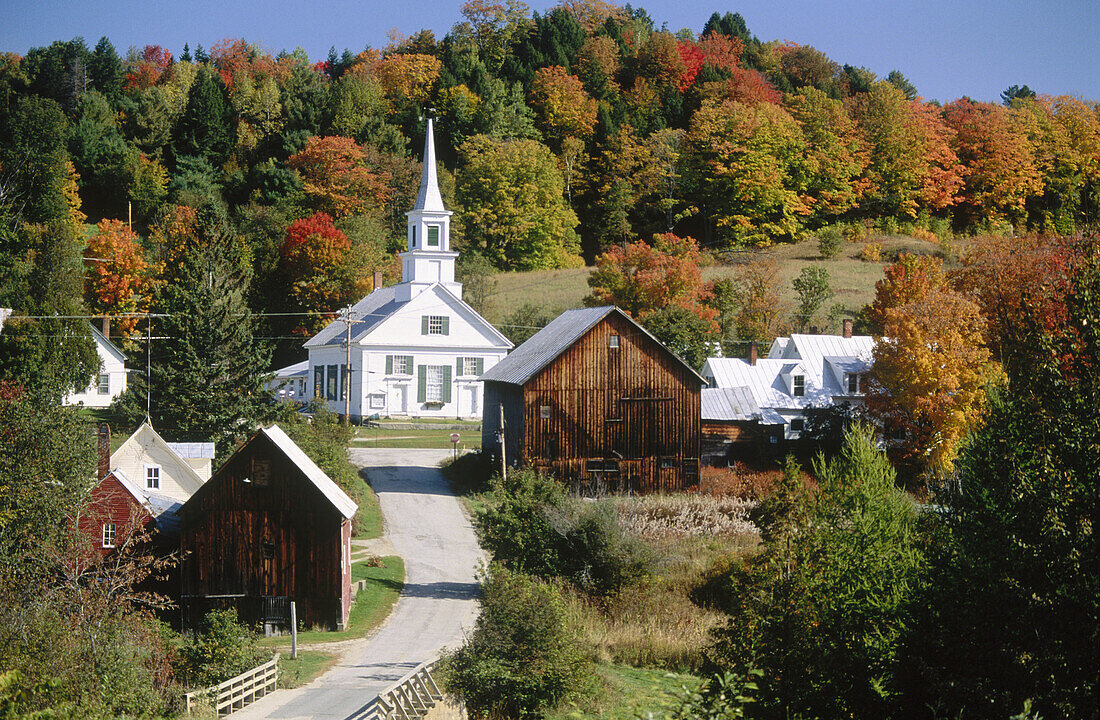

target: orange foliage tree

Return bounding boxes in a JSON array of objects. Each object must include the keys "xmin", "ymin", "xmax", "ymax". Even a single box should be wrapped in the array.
[
  {"xmin": 585, "ymin": 232, "xmax": 718, "ymax": 331},
  {"xmin": 84, "ymin": 219, "xmax": 152, "ymax": 337},
  {"xmin": 864, "ymin": 253, "xmax": 948, "ymax": 334},
  {"xmin": 124, "ymin": 45, "xmax": 172, "ymax": 90},
  {"xmin": 288, "ymin": 136, "xmax": 391, "ymax": 218},
  {"xmin": 697, "ymin": 32, "xmax": 743, "ymax": 73}
]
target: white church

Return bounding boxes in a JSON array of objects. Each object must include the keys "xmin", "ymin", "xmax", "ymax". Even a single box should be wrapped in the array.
[{"xmin": 300, "ymin": 120, "xmax": 513, "ymax": 421}]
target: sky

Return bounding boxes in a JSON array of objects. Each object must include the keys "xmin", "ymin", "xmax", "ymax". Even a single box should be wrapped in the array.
[{"xmin": 1, "ymin": 0, "xmax": 1095, "ymax": 105}]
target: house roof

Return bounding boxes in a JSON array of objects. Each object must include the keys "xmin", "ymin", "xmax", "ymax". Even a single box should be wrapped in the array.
[
  {"xmin": 771, "ymin": 333, "xmax": 874, "ymax": 388},
  {"xmin": 480, "ymin": 305, "xmax": 707, "ymax": 387},
  {"xmin": 107, "ymin": 468, "xmax": 183, "ymax": 533},
  {"xmin": 89, "ymin": 324, "xmax": 127, "ymax": 364},
  {"xmin": 257, "ymin": 424, "xmax": 358, "ymax": 520},
  {"xmin": 703, "ymin": 357, "xmax": 832, "ymax": 411},
  {"xmin": 271, "ymin": 360, "xmax": 309, "ymax": 379},
  {"xmin": 166, "ymin": 442, "xmax": 216, "ymax": 459},
  {"xmin": 701, "ymin": 387, "xmax": 784, "ymax": 424}
]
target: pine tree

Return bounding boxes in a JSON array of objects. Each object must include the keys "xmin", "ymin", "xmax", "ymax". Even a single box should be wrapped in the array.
[
  {"xmin": 171, "ymin": 67, "xmax": 233, "ymax": 167},
  {"xmin": 88, "ymin": 37, "xmax": 124, "ymax": 104},
  {"xmin": 149, "ymin": 227, "xmax": 272, "ymax": 446}
]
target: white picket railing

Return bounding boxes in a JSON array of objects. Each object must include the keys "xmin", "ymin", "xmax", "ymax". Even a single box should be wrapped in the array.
[
  {"xmin": 184, "ymin": 653, "xmax": 280, "ymax": 716},
  {"xmin": 362, "ymin": 660, "xmax": 444, "ymax": 720}
]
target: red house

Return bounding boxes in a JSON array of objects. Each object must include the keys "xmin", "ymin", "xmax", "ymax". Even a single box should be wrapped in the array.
[{"xmin": 179, "ymin": 425, "xmax": 358, "ymax": 632}]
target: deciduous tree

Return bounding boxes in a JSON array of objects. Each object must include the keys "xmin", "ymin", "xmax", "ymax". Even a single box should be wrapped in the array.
[
  {"xmin": 84, "ymin": 219, "xmax": 152, "ymax": 337},
  {"xmin": 287, "ymin": 135, "xmax": 391, "ymax": 218}
]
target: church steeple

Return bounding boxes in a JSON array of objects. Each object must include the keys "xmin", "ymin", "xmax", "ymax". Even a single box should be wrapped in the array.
[{"xmin": 397, "ymin": 118, "xmax": 461, "ymax": 301}]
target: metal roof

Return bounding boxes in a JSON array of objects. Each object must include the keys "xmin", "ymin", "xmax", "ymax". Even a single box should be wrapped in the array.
[
  {"xmin": 480, "ymin": 306, "xmax": 707, "ymax": 387},
  {"xmin": 166, "ymin": 441, "xmax": 216, "ymax": 459},
  {"xmin": 702, "ymin": 357, "xmax": 832, "ymax": 411},
  {"xmin": 303, "ymin": 286, "xmax": 404, "ymax": 348},
  {"xmin": 271, "ymin": 360, "xmax": 309, "ymax": 379},
  {"xmin": 703, "ymin": 387, "xmax": 760, "ymax": 421},
  {"xmin": 259, "ymin": 424, "xmax": 358, "ymax": 520},
  {"xmin": 770, "ymin": 333, "xmax": 874, "ymax": 389}
]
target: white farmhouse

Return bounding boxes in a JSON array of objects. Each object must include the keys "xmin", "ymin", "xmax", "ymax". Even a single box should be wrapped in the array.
[
  {"xmin": 63, "ymin": 324, "xmax": 128, "ymax": 408},
  {"xmin": 302, "ymin": 120, "xmax": 513, "ymax": 420},
  {"xmin": 702, "ymin": 320, "xmax": 874, "ymax": 439}
]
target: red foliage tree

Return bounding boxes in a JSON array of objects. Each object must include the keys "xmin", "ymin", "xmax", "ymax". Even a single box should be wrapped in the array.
[
  {"xmin": 697, "ymin": 32, "xmax": 743, "ymax": 73},
  {"xmin": 725, "ymin": 67, "xmax": 782, "ymax": 105},
  {"xmin": 676, "ymin": 41, "xmax": 705, "ymax": 92},
  {"xmin": 125, "ymin": 45, "xmax": 172, "ymax": 90}
]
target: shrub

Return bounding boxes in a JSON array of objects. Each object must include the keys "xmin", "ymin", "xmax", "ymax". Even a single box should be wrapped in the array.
[
  {"xmin": 859, "ymin": 241, "xmax": 882, "ymax": 262},
  {"xmin": 816, "ymin": 226, "xmax": 844, "ymax": 259},
  {"xmin": 442, "ymin": 565, "xmax": 588, "ymax": 719},
  {"xmin": 176, "ymin": 609, "xmax": 269, "ymax": 688},
  {"xmin": 441, "ymin": 450, "xmax": 493, "ymax": 494},
  {"xmin": 551, "ymin": 501, "xmax": 652, "ymax": 595}
]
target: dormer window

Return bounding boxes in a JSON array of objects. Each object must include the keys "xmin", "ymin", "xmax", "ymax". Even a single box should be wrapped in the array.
[
  {"xmin": 427, "ymin": 225, "xmax": 440, "ymax": 247},
  {"xmin": 847, "ymin": 373, "xmax": 860, "ymax": 394},
  {"xmin": 793, "ymin": 375, "xmax": 805, "ymax": 397}
]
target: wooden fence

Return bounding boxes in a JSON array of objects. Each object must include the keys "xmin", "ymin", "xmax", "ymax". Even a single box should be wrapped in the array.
[
  {"xmin": 184, "ymin": 653, "xmax": 280, "ymax": 716},
  {"xmin": 361, "ymin": 660, "xmax": 444, "ymax": 720}
]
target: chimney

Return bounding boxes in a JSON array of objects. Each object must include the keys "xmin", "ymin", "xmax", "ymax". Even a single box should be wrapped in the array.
[
  {"xmin": 96, "ymin": 423, "xmax": 111, "ymax": 480},
  {"xmin": 842, "ymin": 318, "xmax": 853, "ymax": 339},
  {"xmin": 101, "ymin": 315, "xmax": 110, "ymax": 340},
  {"xmin": 373, "ymin": 271, "xmax": 383, "ymax": 291},
  {"xmin": 748, "ymin": 341, "xmax": 758, "ymax": 366},
  {"xmin": 809, "ymin": 325, "xmax": 818, "ymax": 335}
]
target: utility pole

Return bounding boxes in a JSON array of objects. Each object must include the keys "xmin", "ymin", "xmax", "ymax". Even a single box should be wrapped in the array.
[
  {"xmin": 344, "ymin": 305, "xmax": 353, "ymax": 424},
  {"xmin": 498, "ymin": 403, "xmax": 507, "ymax": 481}
]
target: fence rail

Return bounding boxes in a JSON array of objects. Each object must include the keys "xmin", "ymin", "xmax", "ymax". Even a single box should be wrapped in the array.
[
  {"xmin": 362, "ymin": 660, "xmax": 444, "ymax": 720},
  {"xmin": 185, "ymin": 653, "xmax": 280, "ymax": 716}
]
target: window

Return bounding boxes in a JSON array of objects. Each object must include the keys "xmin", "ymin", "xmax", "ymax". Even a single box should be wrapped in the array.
[
  {"xmin": 97, "ymin": 373, "xmax": 110, "ymax": 394},
  {"xmin": 422, "ymin": 315, "xmax": 449, "ymax": 335},
  {"xmin": 387, "ymin": 355, "xmax": 413, "ymax": 375},
  {"xmin": 262, "ymin": 540, "xmax": 275, "ymax": 560},
  {"xmin": 145, "ymin": 465, "xmax": 160, "ymax": 490},
  {"xmin": 660, "ymin": 457, "xmax": 677, "ymax": 469},
  {"xmin": 539, "ymin": 405, "xmax": 551, "ymax": 419},
  {"xmin": 458, "ymin": 357, "xmax": 483, "ymax": 376},
  {"xmin": 411, "ymin": 225, "xmax": 417, "ymax": 248},
  {"xmin": 847, "ymin": 373, "xmax": 860, "ymax": 393},
  {"xmin": 608, "ymin": 334, "xmax": 620, "ymax": 349},
  {"xmin": 790, "ymin": 418, "xmax": 805, "ymax": 433},
  {"xmin": 793, "ymin": 375, "xmax": 805, "ymax": 397},
  {"xmin": 102, "ymin": 523, "xmax": 116, "ymax": 548},
  {"xmin": 254, "ymin": 459, "xmax": 270, "ymax": 487},
  {"xmin": 427, "ymin": 225, "xmax": 440, "ymax": 247},
  {"xmin": 327, "ymin": 365, "xmax": 337, "ymax": 400},
  {"xmin": 425, "ymin": 365, "xmax": 444, "ymax": 403},
  {"xmin": 314, "ymin": 366, "xmax": 324, "ymax": 399}
]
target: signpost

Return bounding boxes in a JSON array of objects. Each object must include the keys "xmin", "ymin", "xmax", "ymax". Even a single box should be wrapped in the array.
[{"xmin": 450, "ymin": 433, "xmax": 460, "ymax": 460}]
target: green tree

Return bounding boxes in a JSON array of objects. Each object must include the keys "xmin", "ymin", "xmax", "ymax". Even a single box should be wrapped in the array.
[
  {"xmin": 88, "ymin": 36, "xmax": 124, "ymax": 104},
  {"xmin": 791, "ymin": 265, "xmax": 831, "ymax": 331},
  {"xmin": 443, "ymin": 564, "xmax": 588, "ymax": 719},
  {"xmin": 148, "ymin": 226, "xmax": 272, "ymax": 446},
  {"xmin": 171, "ymin": 67, "xmax": 234, "ymax": 168},
  {"xmin": 456, "ymin": 135, "xmax": 582, "ymax": 270},
  {"xmin": 0, "ymin": 95, "xmax": 75, "ymax": 226},
  {"xmin": 713, "ymin": 426, "xmax": 922, "ymax": 720},
  {"xmin": 641, "ymin": 304, "xmax": 721, "ymax": 370}
]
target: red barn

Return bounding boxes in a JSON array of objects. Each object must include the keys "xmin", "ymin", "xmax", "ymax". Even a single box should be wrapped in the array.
[{"xmin": 179, "ymin": 425, "xmax": 357, "ymax": 633}]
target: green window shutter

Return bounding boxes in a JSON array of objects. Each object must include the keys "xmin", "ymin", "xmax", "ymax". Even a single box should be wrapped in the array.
[
  {"xmin": 476, "ymin": 357, "xmax": 484, "ymax": 375},
  {"xmin": 421, "ymin": 316, "xmax": 429, "ymax": 334},
  {"xmin": 442, "ymin": 365, "xmax": 452, "ymax": 403},
  {"xmin": 405, "ymin": 355, "xmax": 414, "ymax": 372},
  {"xmin": 442, "ymin": 317, "xmax": 450, "ymax": 335},
  {"xmin": 456, "ymin": 357, "xmax": 463, "ymax": 375},
  {"xmin": 386, "ymin": 355, "xmax": 393, "ymax": 374},
  {"xmin": 417, "ymin": 365, "xmax": 427, "ymax": 402}
]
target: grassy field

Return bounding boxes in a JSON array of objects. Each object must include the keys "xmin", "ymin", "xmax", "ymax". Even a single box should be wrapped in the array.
[
  {"xmin": 545, "ymin": 664, "xmax": 701, "ymax": 720},
  {"xmin": 353, "ymin": 426, "xmax": 481, "ymax": 450},
  {"xmin": 485, "ymin": 233, "xmax": 944, "ymax": 327},
  {"xmin": 353, "ymin": 473, "xmax": 384, "ymax": 539},
  {"xmin": 259, "ymin": 555, "xmax": 404, "ymax": 649},
  {"xmin": 277, "ymin": 650, "xmax": 339, "ymax": 689}
]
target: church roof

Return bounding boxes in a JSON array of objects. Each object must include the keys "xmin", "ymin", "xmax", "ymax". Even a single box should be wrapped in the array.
[
  {"xmin": 302, "ymin": 286, "xmax": 404, "ymax": 348},
  {"xmin": 412, "ymin": 118, "xmax": 446, "ymax": 213}
]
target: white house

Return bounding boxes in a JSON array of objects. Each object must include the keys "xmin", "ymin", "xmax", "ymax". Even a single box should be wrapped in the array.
[
  {"xmin": 302, "ymin": 120, "xmax": 513, "ymax": 420},
  {"xmin": 63, "ymin": 325, "xmax": 128, "ymax": 408},
  {"xmin": 110, "ymin": 421, "xmax": 212, "ymax": 503},
  {"xmin": 701, "ymin": 320, "xmax": 874, "ymax": 439},
  {"xmin": 266, "ymin": 360, "xmax": 310, "ymax": 403}
]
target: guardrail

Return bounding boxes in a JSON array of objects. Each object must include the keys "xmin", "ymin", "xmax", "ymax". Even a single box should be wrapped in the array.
[
  {"xmin": 184, "ymin": 653, "xmax": 280, "ymax": 716},
  {"xmin": 361, "ymin": 660, "xmax": 444, "ymax": 720}
]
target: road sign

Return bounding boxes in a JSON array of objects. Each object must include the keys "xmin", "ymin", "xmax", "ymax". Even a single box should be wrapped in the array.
[{"xmin": 450, "ymin": 433, "xmax": 460, "ymax": 443}]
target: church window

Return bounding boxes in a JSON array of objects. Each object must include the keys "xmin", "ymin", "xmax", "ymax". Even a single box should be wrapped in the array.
[
  {"xmin": 425, "ymin": 366, "xmax": 444, "ymax": 402},
  {"xmin": 411, "ymin": 225, "xmax": 417, "ymax": 248},
  {"xmin": 423, "ymin": 315, "xmax": 449, "ymax": 335},
  {"xmin": 417, "ymin": 365, "xmax": 452, "ymax": 404},
  {"xmin": 458, "ymin": 357, "xmax": 483, "ymax": 376},
  {"xmin": 427, "ymin": 225, "xmax": 440, "ymax": 247}
]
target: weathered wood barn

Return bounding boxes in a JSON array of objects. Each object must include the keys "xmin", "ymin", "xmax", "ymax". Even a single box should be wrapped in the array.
[
  {"xmin": 480, "ymin": 306, "xmax": 705, "ymax": 493},
  {"xmin": 700, "ymin": 387, "xmax": 786, "ymax": 466},
  {"xmin": 179, "ymin": 425, "xmax": 357, "ymax": 632}
]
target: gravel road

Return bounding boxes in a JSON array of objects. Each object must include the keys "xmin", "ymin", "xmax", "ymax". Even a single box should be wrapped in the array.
[{"xmin": 233, "ymin": 448, "xmax": 483, "ymax": 720}]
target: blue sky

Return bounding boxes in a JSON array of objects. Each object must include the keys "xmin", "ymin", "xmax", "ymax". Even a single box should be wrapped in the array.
[{"xmin": 2, "ymin": 0, "xmax": 1095, "ymax": 104}]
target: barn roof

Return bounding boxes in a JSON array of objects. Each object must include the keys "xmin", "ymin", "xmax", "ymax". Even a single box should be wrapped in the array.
[
  {"xmin": 259, "ymin": 424, "xmax": 358, "ymax": 520},
  {"xmin": 480, "ymin": 306, "xmax": 707, "ymax": 387},
  {"xmin": 166, "ymin": 441, "xmax": 216, "ymax": 459}
]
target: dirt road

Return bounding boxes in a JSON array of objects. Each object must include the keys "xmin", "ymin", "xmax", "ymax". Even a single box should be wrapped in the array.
[{"xmin": 233, "ymin": 448, "xmax": 483, "ymax": 720}]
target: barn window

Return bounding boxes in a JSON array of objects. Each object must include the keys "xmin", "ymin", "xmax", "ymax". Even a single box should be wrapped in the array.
[
  {"xmin": 459, "ymin": 357, "xmax": 482, "ymax": 376},
  {"xmin": 792, "ymin": 375, "xmax": 805, "ymax": 397},
  {"xmin": 97, "ymin": 373, "xmax": 110, "ymax": 394},
  {"xmin": 790, "ymin": 418, "xmax": 805, "ymax": 433},
  {"xmin": 539, "ymin": 405, "xmax": 551, "ymax": 419},
  {"xmin": 102, "ymin": 523, "xmax": 116, "ymax": 548},
  {"xmin": 145, "ymin": 465, "xmax": 160, "ymax": 490},
  {"xmin": 262, "ymin": 540, "xmax": 275, "ymax": 560},
  {"xmin": 254, "ymin": 459, "xmax": 270, "ymax": 487},
  {"xmin": 608, "ymin": 334, "xmax": 620, "ymax": 349},
  {"xmin": 660, "ymin": 457, "xmax": 677, "ymax": 469}
]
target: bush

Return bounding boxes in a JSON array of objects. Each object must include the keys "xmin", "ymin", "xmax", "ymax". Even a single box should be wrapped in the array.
[
  {"xmin": 816, "ymin": 226, "xmax": 844, "ymax": 259},
  {"xmin": 442, "ymin": 565, "xmax": 589, "ymax": 719},
  {"xmin": 441, "ymin": 450, "xmax": 493, "ymax": 494},
  {"xmin": 176, "ymin": 609, "xmax": 269, "ymax": 688},
  {"xmin": 475, "ymin": 469, "xmax": 652, "ymax": 595},
  {"xmin": 859, "ymin": 241, "xmax": 882, "ymax": 262}
]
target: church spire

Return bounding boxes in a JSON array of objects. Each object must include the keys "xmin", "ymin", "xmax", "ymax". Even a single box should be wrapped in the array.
[{"xmin": 413, "ymin": 118, "xmax": 446, "ymax": 212}]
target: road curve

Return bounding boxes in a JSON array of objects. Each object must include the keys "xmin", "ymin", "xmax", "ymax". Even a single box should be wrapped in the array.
[{"xmin": 233, "ymin": 448, "xmax": 483, "ymax": 720}]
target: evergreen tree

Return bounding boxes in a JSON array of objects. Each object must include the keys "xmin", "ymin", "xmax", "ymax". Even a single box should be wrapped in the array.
[
  {"xmin": 180, "ymin": 43, "xmax": 192, "ymax": 64},
  {"xmin": 171, "ymin": 67, "xmax": 233, "ymax": 167},
  {"xmin": 148, "ymin": 220, "xmax": 272, "ymax": 446},
  {"xmin": 88, "ymin": 37, "xmax": 124, "ymax": 104}
]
